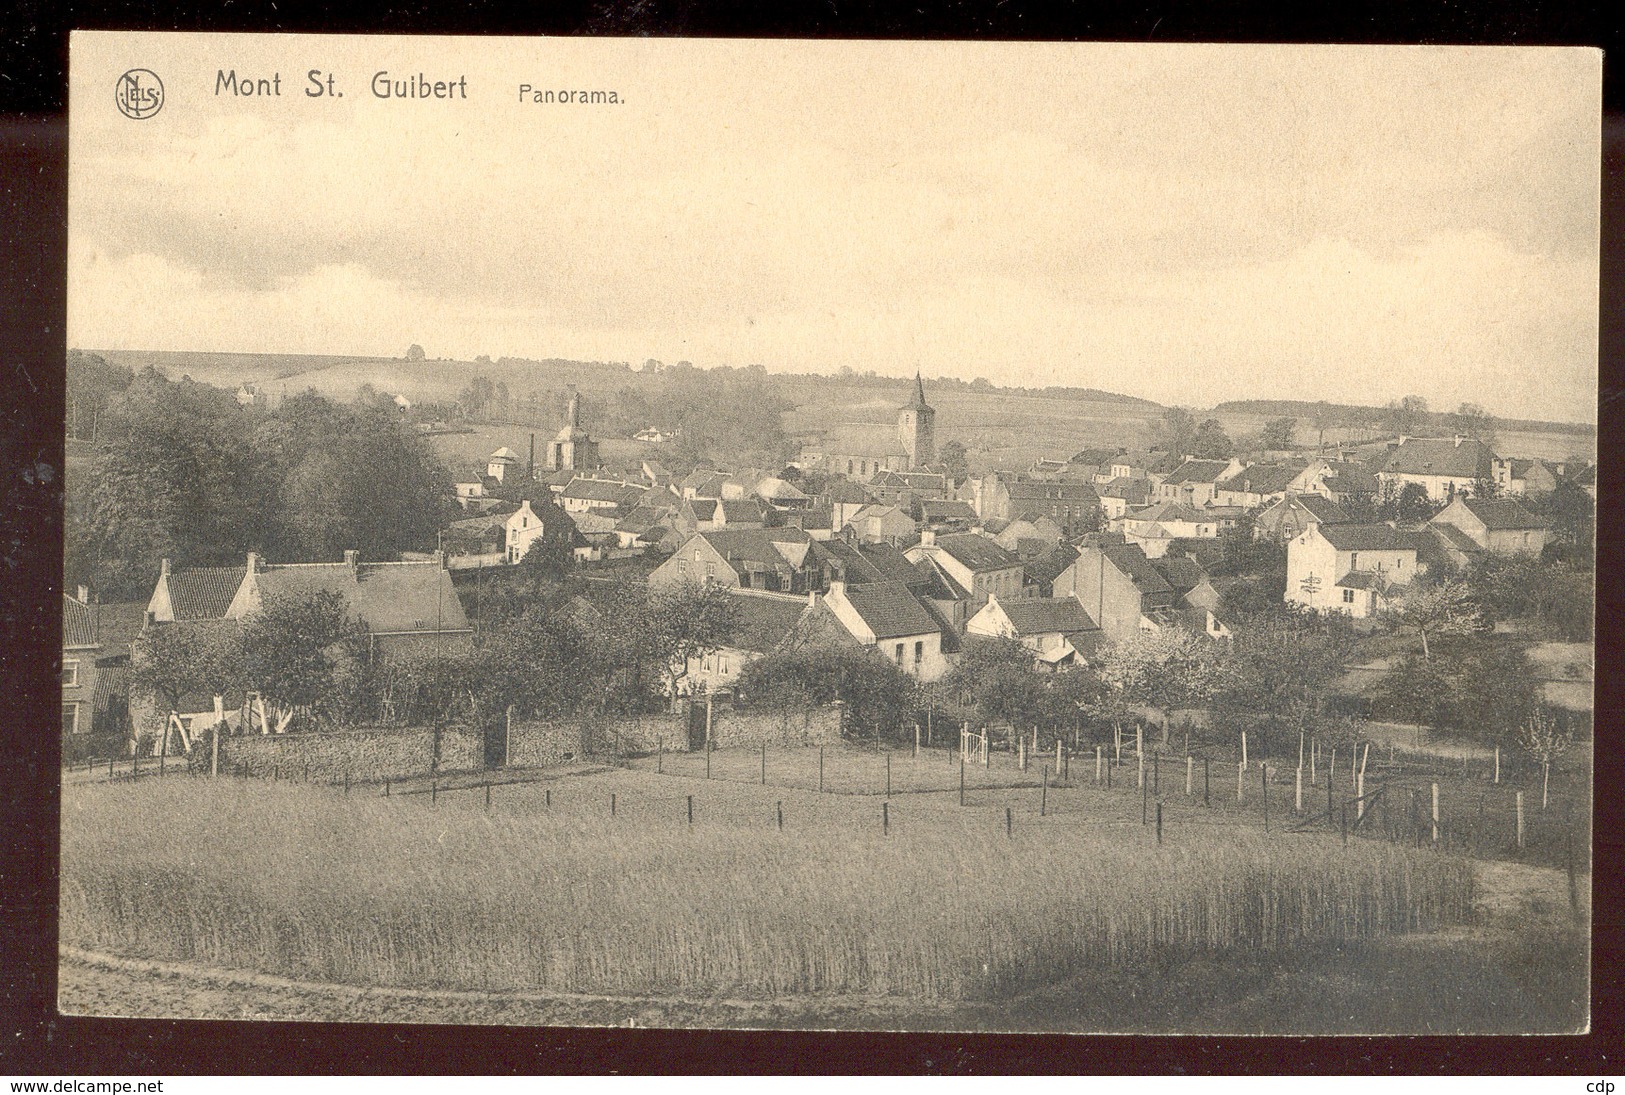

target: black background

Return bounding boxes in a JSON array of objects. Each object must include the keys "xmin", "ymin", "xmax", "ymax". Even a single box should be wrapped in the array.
[{"xmin": 2, "ymin": 0, "xmax": 1620, "ymax": 1076}]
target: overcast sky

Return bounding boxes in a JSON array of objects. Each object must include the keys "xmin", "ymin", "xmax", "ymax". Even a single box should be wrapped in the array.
[{"xmin": 69, "ymin": 35, "xmax": 1600, "ymax": 422}]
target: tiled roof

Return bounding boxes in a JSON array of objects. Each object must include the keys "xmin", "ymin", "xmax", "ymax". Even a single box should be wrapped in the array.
[
  {"xmin": 1162, "ymin": 459, "xmax": 1233, "ymax": 485},
  {"xmin": 692, "ymin": 527, "xmax": 815, "ymax": 578},
  {"xmin": 167, "ymin": 566, "xmax": 247, "ymax": 621},
  {"xmin": 1070, "ymin": 448, "xmax": 1120, "ymax": 467},
  {"xmin": 785, "ymin": 504, "xmax": 834, "ymax": 531},
  {"xmin": 998, "ymin": 597, "xmax": 1099, "ymax": 636},
  {"xmin": 721, "ymin": 594, "xmax": 813, "ymax": 654},
  {"xmin": 1098, "ymin": 542, "xmax": 1174, "ymax": 597},
  {"xmin": 853, "ymin": 541, "xmax": 921, "ymax": 585},
  {"xmin": 822, "ymin": 479, "xmax": 874, "ymax": 505},
  {"xmin": 1335, "ymin": 570, "xmax": 1385, "ymax": 591},
  {"xmin": 562, "ymin": 478, "xmax": 646, "ymax": 505},
  {"xmin": 718, "ymin": 498, "xmax": 767, "ymax": 524},
  {"xmin": 921, "ymin": 499, "xmax": 979, "ymax": 521},
  {"xmin": 1023, "ymin": 543, "xmax": 1080, "ymax": 585},
  {"xmin": 933, "ymin": 532, "xmax": 1020, "ymax": 573},
  {"xmin": 1296, "ymin": 494, "xmax": 1351, "ymax": 523},
  {"xmin": 1429, "ymin": 523, "xmax": 1483, "ymax": 556},
  {"xmin": 1217, "ymin": 462, "xmax": 1306, "ymax": 496},
  {"xmin": 1006, "ymin": 481, "xmax": 1099, "ymax": 503},
  {"xmin": 1459, "ymin": 498, "xmax": 1549, "ymax": 531},
  {"xmin": 1318, "ymin": 524, "xmax": 1423, "ymax": 552},
  {"xmin": 688, "ymin": 499, "xmax": 719, "ymax": 521},
  {"xmin": 913, "ymin": 556, "xmax": 970, "ymax": 601},
  {"xmin": 840, "ymin": 581, "xmax": 940, "ymax": 640},
  {"xmin": 1151, "ymin": 555, "xmax": 1206, "ymax": 595},
  {"xmin": 253, "ymin": 561, "xmax": 469, "ymax": 634},
  {"xmin": 63, "ymin": 595, "xmax": 98, "ymax": 648},
  {"xmin": 1124, "ymin": 500, "xmax": 1205, "ymax": 524},
  {"xmin": 1380, "ymin": 437, "xmax": 1495, "ymax": 480},
  {"xmin": 1100, "ymin": 477, "xmax": 1152, "ymax": 503},
  {"xmin": 95, "ymin": 602, "xmax": 148, "ymax": 656}
]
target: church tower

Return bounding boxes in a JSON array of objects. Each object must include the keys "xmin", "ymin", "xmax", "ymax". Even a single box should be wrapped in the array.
[{"xmin": 897, "ymin": 372, "xmax": 936, "ymax": 469}]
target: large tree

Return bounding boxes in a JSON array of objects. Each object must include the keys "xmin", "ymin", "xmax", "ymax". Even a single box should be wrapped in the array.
[
  {"xmin": 240, "ymin": 589, "xmax": 362, "ymax": 728},
  {"xmin": 736, "ymin": 645, "xmax": 914, "ymax": 744}
]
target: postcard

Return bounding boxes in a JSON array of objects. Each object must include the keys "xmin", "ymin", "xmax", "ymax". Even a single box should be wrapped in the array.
[{"xmin": 62, "ymin": 33, "xmax": 1598, "ymax": 1033}]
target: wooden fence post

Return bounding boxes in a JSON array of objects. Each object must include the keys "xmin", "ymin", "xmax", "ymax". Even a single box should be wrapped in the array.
[
  {"xmin": 1262, "ymin": 763, "xmax": 1269, "ymax": 832},
  {"xmin": 959, "ymin": 756, "xmax": 966, "ymax": 805},
  {"xmin": 429, "ymin": 778, "xmax": 435, "ymax": 805},
  {"xmin": 1240, "ymin": 731, "xmax": 1248, "ymax": 772},
  {"xmin": 545, "ymin": 788, "xmax": 551, "ymax": 809},
  {"xmin": 486, "ymin": 782, "xmax": 492, "ymax": 811},
  {"xmin": 1006, "ymin": 806, "xmax": 1012, "ymax": 839},
  {"xmin": 1056, "ymin": 739, "xmax": 1061, "ymax": 772},
  {"xmin": 1186, "ymin": 755, "xmax": 1193, "ymax": 797},
  {"xmin": 1431, "ymin": 782, "xmax": 1440, "ymax": 845},
  {"xmin": 1543, "ymin": 761, "xmax": 1551, "ymax": 811},
  {"xmin": 1493, "ymin": 746, "xmax": 1500, "ymax": 784},
  {"xmin": 1295, "ymin": 766, "xmax": 1303, "ymax": 814},
  {"xmin": 819, "ymin": 747, "xmax": 824, "ymax": 793},
  {"xmin": 1203, "ymin": 757, "xmax": 1210, "ymax": 806},
  {"xmin": 1042, "ymin": 765, "xmax": 1048, "ymax": 817},
  {"xmin": 883, "ymin": 801, "xmax": 889, "ymax": 836},
  {"xmin": 1156, "ymin": 802, "xmax": 1163, "ymax": 845},
  {"xmin": 706, "ymin": 740, "xmax": 711, "ymax": 780},
  {"xmin": 762, "ymin": 743, "xmax": 767, "ymax": 785},
  {"xmin": 688, "ymin": 794, "xmax": 694, "ymax": 826},
  {"xmin": 777, "ymin": 800, "xmax": 783, "ymax": 830},
  {"xmin": 657, "ymin": 736, "xmax": 663, "ymax": 774},
  {"xmin": 915, "ymin": 723, "xmax": 920, "ymax": 757},
  {"xmin": 1142, "ymin": 769, "xmax": 1149, "ymax": 825},
  {"xmin": 1356, "ymin": 769, "xmax": 1365, "ymax": 820},
  {"xmin": 1516, "ymin": 790, "xmax": 1525, "ymax": 848},
  {"xmin": 886, "ymin": 752, "xmax": 891, "ymax": 798},
  {"xmin": 1095, "ymin": 746, "xmax": 1103, "ymax": 784},
  {"xmin": 1310, "ymin": 739, "xmax": 1316, "ymax": 786},
  {"xmin": 1019, "ymin": 735, "xmax": 1026, "ymax": 772},
  {"xmin": 1138, "ymin": 751, "xmax": 1145, "ymax": 790},
  {"xmin": 1153, "ymin": 753, "xmax": 1159, "ymax": 795},
  {"xmin": 611, "ymin": 792, "xmax": 616, "ymax": 817},
  {"xmin": 1236, "ymin": 759, "xmax": 1244, "ymax": 802}
]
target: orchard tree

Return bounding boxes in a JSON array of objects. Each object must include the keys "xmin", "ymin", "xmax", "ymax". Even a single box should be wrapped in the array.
[
  {"xmin": 1381, "ymin": 578, "xmax": 1482, "ymax": 659},
  {"xmin": 1098, "ymin": 627, "xmax": 1223, "ymax": 748},
  {"xmin": 1260, "ymin": 417, "xmax": 1298, "ymax": 451},
  {"xmin": 240, "ymin": 589, "xmax": 362, "ymax": 729},
  {"xmin": 129, "ymin": 621, "xmax": 246, "ymax": 752},
  {"xmin": 736, "ymin": 645, "xmax": 914, "ymax": 743}
]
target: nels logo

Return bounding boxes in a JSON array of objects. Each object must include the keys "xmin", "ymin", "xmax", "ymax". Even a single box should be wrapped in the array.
[{"xmin": 116, "ymin": 69, "xmax": 164, "ymax": 119}]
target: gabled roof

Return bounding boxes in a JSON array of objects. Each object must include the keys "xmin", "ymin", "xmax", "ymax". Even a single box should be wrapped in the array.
[
  {"xmin": 63, "ymin": 595, "xmax": 98, "ymax": 648},
  {"xmin": 1100, "ymin": 477, "xmax": 1152, "ymax": 504},
  {"xmin": 997, "ymin": 597, "xmax": 1099, "ymax": 636},
  {"xmin": 1322, "ymin": 460, "xmax": 1379, "ymax": 493},
  {"xmin": 1429, "ymin": 522, "xmax": 1483, "ymax": 556},
  {"xmin": 561, "ymin": 478, "xmax": 646, "ymax": 505},
  {"xmin": 615, "ymin": 506, "xmax": 671, "ymax": 536},
  {"xmin": 167, "ymin": 565, "xmax": 248, "ymax": 621},
  {"xmin": 932, "ymin": 532, "xmax": 1021, "ymax": 573},
  {"xmin": 1380, "ymin": 437, "xmax": 1495, "ymax": 480},
  {"xmin": 1151, "ymin": 555, "xmax": 1206, "ymax": 596},
  {"xmin": 1317, "ymin": 523, "xmax": 1423, "ymax": 552},
  {"xmin": 1162, "ymin": 459, "xmax": 1233, "ymax": 485},
  {"xmin": 250, "ymin": 560, "xmax": 470, "ymax": 634},
  {"xmin": 1070, "ymin": 447, "xmax": 1120, "ymax": 467},
  {"xmin": 720, "ymin": 594, "xmax": 814, "ymax": 654},
  {"xmin": 1005, "ymin": 480, "xmax": 1100, "ymax": 503},
  {"xmin": 853, "ymin": 541, "xmax": 921, "ymax": 585},
  {"xmin": 687, "ymin": 527, "xmax": 816, "ymax": 579},
  {"xmin": 488, "ymin": 447, "xmax": 521, "ymax": 463},
  {"xmin": 913, "ymin": 555, "xmax": 970, "ymax": 601},
  {"xmin": 822, "ymin": 478, "xmax": 875, "ymax": 505},
  {"xmin": 687, "ymin": 498, "xmax": 719, "ymax": 521},
  {"xmin": 1216, "ymin": 462, "xmax": 1306, "ymax": 496},
  {"xmin": 1335, "ymin": 570, "xmax": 1385, "ymax": 590},
  {"xmin": 1296, "ymin": 493, "xmax": 1351, "ymax": 524},
  {"xmin": 921, "ymin": 498, "xmax": 979, "ymax": 521},
  {"xmin": 1023, "ymin": 542, "xmax": 1080, "ymax": 586},
  {"xmin": 839, "ymin": 581, "xmax": 941, "ymax": 640},
  {"xmin": 847, "ymin": 502, "xmax": 910, "ymax": 527},
  {"xmin": 718, "ymin": 498, "xmax": 767, "ymax": 524},
  {"xmin": 1457, "ymin": 498, "xmax": 1549, "ymax": 531},
  {"xmin": 95, "ymin": 602, "xmax": 148, "ymax": 655},
  {"xmin": 785, "ymin": 504, "xmax": 835, "ymax": 531},
  {"xmin": 753, "ymin": 476, "xmax": 809, "ymax": 502},
  {"xmin": 1124, "ymin": 500, "xmax": 1206, "ymax": 524},
  {"xmin": 1097, "ymin": 541, "xmax": 1174, "ymax": 597}
]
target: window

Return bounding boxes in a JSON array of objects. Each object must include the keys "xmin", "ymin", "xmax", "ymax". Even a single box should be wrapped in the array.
[
  {"xmin": 1342, "ymin": 589, "xmax": 1355, "ymax": 604},
  {"xmin": 1350, "ymin": 552, "xmax": 1359, "ymax": 569},
  {"xmin": 62, "ymin": 660, "xmax": 79, "ymax": 687},
  {"xmin": 62, "ymin": 702, "xmax": 78, "ymax": 734},
  {"xmin": 677, "ymin": 560, "xmax": 688, "ymax": 576},
  {"xmin": 895, "ymin": 643, "xmax": 905, "ymax": 663},
  {"xmin": 705, "ymin": 563, "xmax": 716, "ymax": 579},
  {"xmin": 914, "ymin": 641, "xmax": 924, "ymax": 666}
]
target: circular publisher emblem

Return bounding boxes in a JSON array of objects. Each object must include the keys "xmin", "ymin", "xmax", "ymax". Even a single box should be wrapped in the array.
[{"xmin": 115, "ymin": 69, "xmax": 164, "ymax": 119}]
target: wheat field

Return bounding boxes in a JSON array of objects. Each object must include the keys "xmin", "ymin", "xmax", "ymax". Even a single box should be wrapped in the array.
[{"xmin": 60, "ymin": 774, "xmax": 1475, "ymax": 1002}]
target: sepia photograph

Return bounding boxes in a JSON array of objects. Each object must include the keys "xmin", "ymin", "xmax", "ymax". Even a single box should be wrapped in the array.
[{"xmin": 59, "ymin": 33, "xmax": 1598, "ymax": 1034}]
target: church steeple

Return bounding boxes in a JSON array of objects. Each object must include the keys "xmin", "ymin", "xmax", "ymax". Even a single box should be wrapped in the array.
[{"xmin": 898, "ymin": 372, "xmax": 936, "ymax": 469}]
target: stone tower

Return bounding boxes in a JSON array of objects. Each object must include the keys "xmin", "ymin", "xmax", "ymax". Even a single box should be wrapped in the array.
[
  {"xmin": 546, "ymin": 389, "xmax": 600, "ymax": 472},
  {"xmin": 897, "ymin": 372, "xmax": 936, "ymax": 469}
]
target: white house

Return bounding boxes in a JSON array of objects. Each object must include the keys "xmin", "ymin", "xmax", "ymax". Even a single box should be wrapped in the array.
[
  {"xmin": 965, "ymin": 593, "xmax": 1101, "ymax": 669},
  {"xmin": 486, "ymin": 446, "xmax": 522, "ymax": 482},
  {"xmin": 821, "ymin": 579, "xmax": 950, "ymax": 682},
  {"xmin": 1285, "ymin": 523, "xmax": 1422, "ymax": 619},
  {"xmin": 505, "ymin": 499, "xmax": 549, "ymax": 563}
]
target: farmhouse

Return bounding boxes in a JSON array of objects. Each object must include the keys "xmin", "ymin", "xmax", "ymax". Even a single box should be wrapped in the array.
[
  {"xmin": 1428, "ymin": 497, "xmax": 1548, "ymax": 557},
  {"xmin": 1254, "ymin": 493, "xmax": 1352, "ymax": 543},
  {"xmin": 1156, "ymin": 459, "xmax": 1244, "ymax": 507},
  {"xmin": 904, "ymin": 530, "xmax": 1025, "ymax": 614},
  {"xmin": 1376, "ymin": 436, "xmax": 1496, "ymax": 502},
  {"xmin": 1285, "ymin": 523, "xmax": 1422, "ymax": 619},
  {"xmin": 145, "ymin": 559, "xmax": 249, "ymax": 623},
  {"xmin": 1492, "ymin": 457, "xmax": 1560, "ymax": 497},
  {"xmin": 1052, "ymin": 540, "xmax": 1175, "ymax": 645},
  {"xmin": 843, "ymin": 503, "xmax": 915, "ymax": 545},
  {"xmin": 965, "ymin": 593, "xmax": 1102, "ymax": 669},
  {"xmin": 819, "ymin": 579, "xmax": 950, "ymax": 682},
  {"xmin": 1113, "ymin": 500, "xmax": 1221, "ymax": 558},
  {"xmin": 222, "ymin": 550, "xmax": 474, "ymax": 659},
  {"xmin": 62, "ymin": 588, "xmax": 141, "ymax": 746}
]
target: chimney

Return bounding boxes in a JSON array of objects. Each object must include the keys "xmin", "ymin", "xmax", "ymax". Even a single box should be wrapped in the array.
[
  {"xmin": 75, "ymin": 584, "xmax": 90, "ymax": 605},
  {"xmin": 160, "ymin": 558, "xmax": 171, "ymax": 578},
  {"xmin": 920, "ymin": 528, "xmax": 936, "ymax": 547},
  {"xmin": 828, "ymin": 577, "xmax": 846, "ymax": 599},
  {"xmin": 246, "ymin": 552, "xmax": 260, "ymax": 573},
  {"xmin": 344, "ymin": 549, "xmax": 360, "ymax": 568},
  {"xmin": 808, "ymin": 589, "xmax": 821, "ymax": 608}
]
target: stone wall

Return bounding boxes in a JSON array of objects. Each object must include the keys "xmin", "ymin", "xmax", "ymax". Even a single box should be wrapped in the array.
[{"xmin": 203, "ymin": 724, "xmax": 484, "ymax": 782}]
